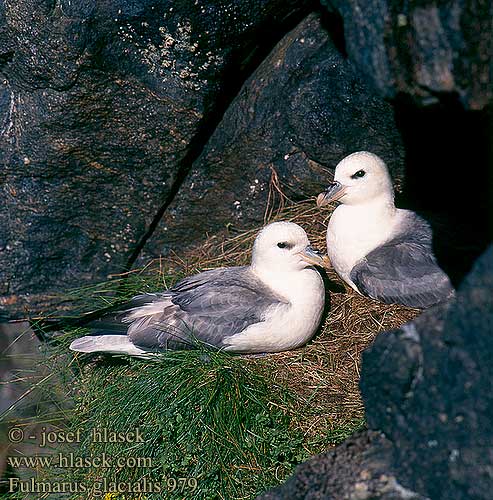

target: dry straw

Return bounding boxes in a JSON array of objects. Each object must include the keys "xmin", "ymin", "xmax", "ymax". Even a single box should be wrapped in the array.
[{"xmin": 141, "ymin": 197, "xmax": 419, "ymax": 441}]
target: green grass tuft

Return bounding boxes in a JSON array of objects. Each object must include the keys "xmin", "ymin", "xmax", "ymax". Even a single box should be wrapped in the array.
[
  {"xmin": 58, "ymin": 350, "xmax": 327, "ymax": 500},
  {"xmin": 22, "ymin": 249, "xmax": 368, "ymax": 500}
]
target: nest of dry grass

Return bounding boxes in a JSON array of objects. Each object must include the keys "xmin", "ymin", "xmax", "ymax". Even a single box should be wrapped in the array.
[
  {"xmin": 13, "ymin": 197, "xmax": 421, "ymax": 500},
  {"xmin": 133, "ymin": 198, "xmax": 419, "ymax": 443}
]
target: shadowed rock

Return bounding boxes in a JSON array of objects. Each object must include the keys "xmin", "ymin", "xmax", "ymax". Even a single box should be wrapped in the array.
[
  {"xmin": 140, "ymin": 13, "xmax": 404, "ymax": 263},
  {"xmin": 360, "ymin": 243, "xmax": 493, "ymax": 499},
  {"xmin": 324, "ymin": 0, "xmax": 492, "ymax": 109},
  {"xmin": 258, "ymin": 431, "xmax": 427, "ymax": 499},
  {"xmin": 0, "ymin": 0, "xmax": 311, "ymax": 317}
]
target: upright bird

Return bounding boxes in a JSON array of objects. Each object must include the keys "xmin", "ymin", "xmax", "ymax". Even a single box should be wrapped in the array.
[
  {"xmin": 69, "ymin": 221, "xmax": 326, "ymax": 356},
  {"xmin": 316, "ymin": 151, "xmax": 454, "ymax": 308}
]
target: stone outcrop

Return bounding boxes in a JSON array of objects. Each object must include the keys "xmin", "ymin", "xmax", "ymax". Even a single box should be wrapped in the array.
[
  {"xmin": 140, "ymin": 13, "xmax": 404, "ymax": 262},
  {"xmin": 324, "ymin": 0, "xmax": 493, "ymax": 110},
  {"xmin": 259, "ymin": 431, "xmax": 428, "ymax": 499},
  {"xmin": 0, "ymin": 0, "xmax": 311, "ymax": 317}
]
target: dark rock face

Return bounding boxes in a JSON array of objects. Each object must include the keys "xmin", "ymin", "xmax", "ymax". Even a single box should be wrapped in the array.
[
  {"xmin": 0, "ymin": 0, "xmax": 311, "ymax": 317},
  {"xmin": 141, "ymin": 13, "xmax": 404, "ymax": 261},
  {"xmin": 325, "ymin": 0, "xmax": 492, "ymax": 110},
  {"xmin": 258, "ymin": 431, "xmax": 427, "ymax": 500},
  {"xmin": 360, "ymin": 243, "xmax": 493, "ymax": 499},
  {"xmin": 260, "ymin": 244, "xmax": 493, "ymax": 499}
]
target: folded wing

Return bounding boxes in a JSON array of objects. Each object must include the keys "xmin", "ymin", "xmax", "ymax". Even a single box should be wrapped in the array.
[
  {"xmin": 350, "ymin": 216, "xmax": 455, "ymax": 308},
  {"xmin": 97, "ymin": 266, "xmax": 286, "ymax": 350}
]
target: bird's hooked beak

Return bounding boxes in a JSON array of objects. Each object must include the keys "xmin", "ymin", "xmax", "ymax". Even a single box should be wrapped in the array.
[
  {"xmin": 298, "ymin": 245, "xmax": 330, "ymax": 268},
  {"xmin": 316, "ymin": 181, "xmax": 347, "ymax": 207}
]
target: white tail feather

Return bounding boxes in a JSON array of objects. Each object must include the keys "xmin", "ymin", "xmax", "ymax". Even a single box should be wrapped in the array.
[{"xmin": 69, "ymin": 335, "xmax": 156, "ymax": 358}]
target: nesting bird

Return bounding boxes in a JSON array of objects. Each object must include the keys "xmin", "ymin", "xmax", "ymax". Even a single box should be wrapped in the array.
[
  {"xmin": 317, "ymin": 151, "xmax": 455, "ymax": 308},
  {"xmin": 69, "ymin": 221, "xmax": 326, "ymax": 356}
]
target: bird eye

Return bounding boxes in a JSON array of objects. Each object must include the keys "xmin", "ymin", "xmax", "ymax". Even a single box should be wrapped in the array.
[
  {"xmin": 351, "ymin": 170, "xmax": 366, "ymax": 179},
  {"xmin": 277, "ymin": 242, "xmax": 290, "ymax": 249}
]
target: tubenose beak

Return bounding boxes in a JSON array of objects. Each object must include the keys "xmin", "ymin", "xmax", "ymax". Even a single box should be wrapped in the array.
[
  {"xmin": 316, "ymin": 181, "xmax": 347, "ymax": 207},
  {"xmin": 298, "ymin": 245, "xmax": 330, "ymax": 268}
]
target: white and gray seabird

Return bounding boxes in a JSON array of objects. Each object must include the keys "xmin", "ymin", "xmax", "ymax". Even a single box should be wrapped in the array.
[
  {"xmin": 316, "ymin": 151, "xmax": 455, "ymax": 308},
  {"xmin": 69, "ymin": 221, "xmax": 326, "ymax": 356}
]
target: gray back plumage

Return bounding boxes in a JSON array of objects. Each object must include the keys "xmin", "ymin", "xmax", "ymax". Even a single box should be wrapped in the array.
[
  {"xmin": 350, "ymin": 213, "xmax": 455, "ymax": 308},
  {"xmin": 126, "ymin": 266, "xmax": 286, "ymax": 350}
]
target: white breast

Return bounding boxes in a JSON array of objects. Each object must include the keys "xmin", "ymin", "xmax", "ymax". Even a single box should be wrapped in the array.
[
  {"xmin": 327, "ymin": 204, "xmax": 404, "ymax": 289},
  {"xmin": 223, "ymin": 268, "xmax": 325, "ymax": 353}
]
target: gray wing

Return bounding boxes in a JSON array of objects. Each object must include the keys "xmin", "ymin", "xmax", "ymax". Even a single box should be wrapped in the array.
[
  {"xmin": 128, "ymin": 266, "xmax": 286, "ymax": 350},
  {"xmin": 350, "ymin": 215, "xmax": 455, "ymax": 308}
]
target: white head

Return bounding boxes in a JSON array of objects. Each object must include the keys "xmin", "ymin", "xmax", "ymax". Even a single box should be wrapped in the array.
[
  {"xmin": 250, "ymin": 221, "xmax": 324, "ymax": 273},
  {"xmin": 317, "ymin": 152, "xmax": 395, "ymax": 207}
]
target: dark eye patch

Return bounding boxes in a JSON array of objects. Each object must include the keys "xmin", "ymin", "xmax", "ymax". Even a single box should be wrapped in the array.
[
  {"xmin": 351, "ymin": 169, "xmax": 366, "ymax": 179},
  {"xmin": 277, "ymin": 242, "xmax": 293, "ymax": 249}
]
